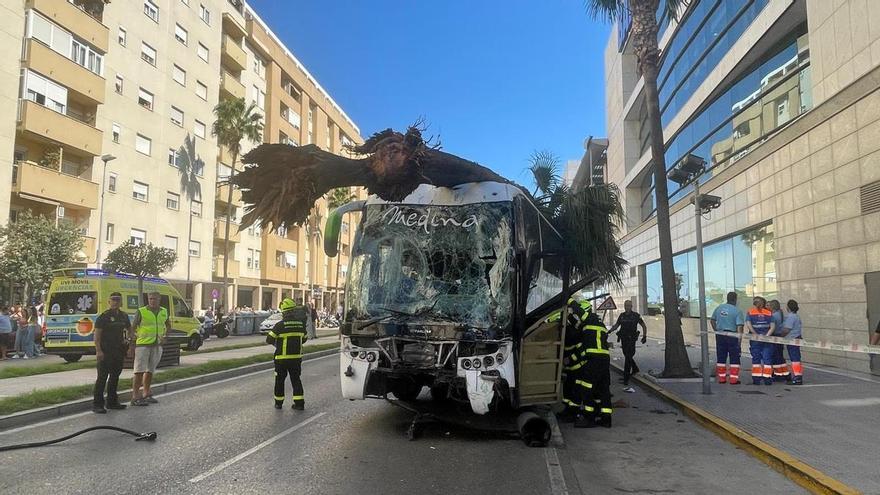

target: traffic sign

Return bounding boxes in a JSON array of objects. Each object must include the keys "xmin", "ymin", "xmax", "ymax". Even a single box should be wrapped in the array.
[
  {"xmin": 597, "ymin": 296, "xmax": 617, "ymax": 311},
  {"xmin": 211, "ymin": 289, "xmax": 220, "ymax": 299}
]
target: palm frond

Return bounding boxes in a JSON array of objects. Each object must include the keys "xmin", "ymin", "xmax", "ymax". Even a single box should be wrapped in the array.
[
  {"xmin": 212, "ymin": 98, "xmax": 264, "ymax": 164},
  {"xmin": 585, "ymin": 0, "xmax": 627, "ymax": 22},
  {"xmin": 527, "ymin": 150, "xmax": 560, "ymax": 196}
]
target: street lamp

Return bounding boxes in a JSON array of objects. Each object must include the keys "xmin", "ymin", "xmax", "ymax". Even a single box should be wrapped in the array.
[
  {"xmin": 668, "ymin": 154, "xmax": 721, "ymax": 395},
  {"xmin": 95, "ymin": 154, "xmax": 116, "ymax": 269}
]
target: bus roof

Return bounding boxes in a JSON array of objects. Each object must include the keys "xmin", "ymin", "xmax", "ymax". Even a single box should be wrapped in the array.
[
  {"xmin": 364, "ymin": 181, "xmax": 526, "ymax": 207},
  {"xmin": 52, "ymin": 268, "xmax": 169, "ymax": 285}
]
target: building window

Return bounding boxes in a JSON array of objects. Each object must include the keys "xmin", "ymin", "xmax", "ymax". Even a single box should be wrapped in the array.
[
  {"xmin": 174, "ymin": 24, "xmax": 188, "ymax": 45},
  {"xmin": 168, "ymin": 148, "xmax": 178, "ymax": 167},
  {"xmin": 107, "ymin": 173, "xmax": 117, "ymax": 193},
  {"xmin": 130, "ymin": 228, "xmax": 147, "ymax": 245},
  {"xmin": 256, "ymin": 88, "xmax": 265, "ymax": 110},
  {"xmin": 132, "ymin": 181, "xmax": 149, "ymax": 201},
  {"xmin": 196, "ymin": 81, "xmax": 207, "ymax": 100},
  {"xmin": 253, "ymin": 56, "xmax": 265, "ymax": 78},
  {"xmin": 118, "ymin": 27, "xmax": 126, "ymax": 46},
  {"xmin": 164, "ymin": 235, "xmax": 178, "ymax": 252},
  {"xmin": 172, "ymin": 65, "xmax": 186, "ymax": 86},
  {"xmin": 23, "ymin": 70, "xmax": 67, "ymax": 114},
  {"xmin": 143, "ymin": 0, "xmax": 159, "ymax": 22},
  {"xmin": 71, "ymin": 39, "xmax": 103, "ymax": 75},
  {"xmin": 105, "ymin": 223, "xmax": 115, "ymax": 243},
  {"xmin": 135, "ymin": 134, "xmax": 152, "ymax": 155},
  {"xmin": 191, "ymin": 200, "xmax": 202, "ymax": 217},
  {"xmin": 170, "ymin": 106, "xmax": 184, "ymax": 127},
  {"xmin": 254, "ymin": 250, "xmax": 261, "ymax": 270},
  {"xmin": 28, "ymin": 11, "xmax": 102, "ymax": 76},
  {"xmin": 166, "ymin": 191, "xmax": 180, "ymax": 210},
  {"xmin": 247, "ymin": 248, "xmax": 254, "ymax": 269},
  {"xmin": 199, "ymin": 4, "xmax": 210, "ymax": 24},
  {"xmin": 194, "ymin": 120, "xmax": 206, "ymax": 139},
  {"xmin": 189, "ymin": 241, "xmax": 201, "ymax": 257},
  {"xmin": 197, "ymin": 43, "xmax": 209, "ymax": 63},
  {"xmin": 141, "ymin": 42, "xmax": 157, "ymax": 66},
  {"xmin": 137, "ymin": 88, "xmax": 154, "ymax": 111},
  {"xmin": 111, "ymin": 123, "xmax": 120, "ymax": 143},
  {"xmin": 114, "ymin": 74, "xmax": 123, "ymax": 94}
]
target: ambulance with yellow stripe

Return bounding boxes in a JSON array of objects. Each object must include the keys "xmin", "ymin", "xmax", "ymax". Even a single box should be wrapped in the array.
[{"xmin": 43, "ymin": 269, "xmax": 202, "ymax": 362}]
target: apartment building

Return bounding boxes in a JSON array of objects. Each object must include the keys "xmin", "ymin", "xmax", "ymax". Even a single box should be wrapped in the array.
[
  {"xmin": 600, "ymin": 0, "xmax": 880, "ymax": 374},
  {"xmin": 200, "ymin": 4, "xmax": 363, "ymax": 312},
  {"xmin": 6, "ymin": 0, "xmax": 363, "ymax": 312}
]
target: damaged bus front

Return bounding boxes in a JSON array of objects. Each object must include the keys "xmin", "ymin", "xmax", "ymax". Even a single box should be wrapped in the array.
[{"xmin": 324, "ymin": 182, "xmax": 583, "ymax": 417}]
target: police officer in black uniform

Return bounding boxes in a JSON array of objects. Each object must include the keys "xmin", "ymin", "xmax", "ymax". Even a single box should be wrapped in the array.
[
  {"xmin": 93, "ymin": 292, "xmax": 131, "ymax": 414},
  {"xmin": 268, "ymin": 298, "xmax": 308, "ymax": 410},
  {"xmin": 609, "ymin": 300, "xmax": 647, "ymax": 387}
]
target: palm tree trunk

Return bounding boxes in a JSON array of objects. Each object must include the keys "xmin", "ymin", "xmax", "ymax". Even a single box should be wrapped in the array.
[
  {"xmin": 632, "ymin": 0, "xmax": 694, "ymax": 377},
  {"xmin": 221, "ymin": 153, "xmax": 237, "ymax": 312}
]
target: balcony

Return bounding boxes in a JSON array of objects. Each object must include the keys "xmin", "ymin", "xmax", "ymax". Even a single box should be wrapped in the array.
[
  {"xmin": 222, "ymin": 12, "xmax": 247, "ymax": 38},
  {"xmin": 214, "ymin": 219, "xmax": 241, "ymax": 243},
  {"xmin": 220, "ymin": 71, "xmax": 245, "ymax": 100},
  {"xmin": 12, "ymin": 160, "xmax": 98, "ymax": 210},
  {"xmin": 27, "ymin": 0, "xmax": 109, "ymax": 53},
  {"xmin": 221, "ymin": 34, "xmax": 246, "ymax": 71},
  {"xmin": 215, "ymin": 182, "xmax": 242, "ymax": 205},
  {"xmin": 24, "ymin": 40, "xmax": 104, "ymax": 105},
  {"xmin": 212, "ymin": 255, "xmax": 240, "ymax": 280},
  {"xmin": 18, "ymin": 100, "xmax": 103, "ymax": 156}
]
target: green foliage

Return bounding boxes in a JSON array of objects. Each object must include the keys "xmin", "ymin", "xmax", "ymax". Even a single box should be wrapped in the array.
[
  {"xmin": 585, "ymin": 0, "xmax": 685, "ymax": 23},
  {"xmin": 527, "ymin": 152, "xmax": 627, "ymax": 285},
  {"xmin": 103, "ymin": 240, "xmax": 177, "ymax": 279},
  {"xmin": 0, "ymin": 210, "xmax": 83, "ymax": 297},
  {"xmin": 326, "ymin": 187, "xmax": 356, "ymax": 209},
  {"xmin": 38, "ymin": 148, "xmax": 62, "ymax": 169},
  {"xmin": 212, "ymin": 97, "xmax": 264, "ymax": 168}
]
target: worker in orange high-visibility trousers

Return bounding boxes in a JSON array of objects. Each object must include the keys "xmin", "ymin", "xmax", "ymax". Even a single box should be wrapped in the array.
[{"xmin": 745, "ymin": 297, "xmax": 776, "ymax": 386}]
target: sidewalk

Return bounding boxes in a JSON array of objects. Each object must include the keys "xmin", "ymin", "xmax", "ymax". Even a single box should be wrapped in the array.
[
  {"xmin": 0, "ymin": 330, "xmax": 339, "ymax": 398},
  {"xmin": 613, "ymin": 337, "xmax": 880, "ymax": 493}
]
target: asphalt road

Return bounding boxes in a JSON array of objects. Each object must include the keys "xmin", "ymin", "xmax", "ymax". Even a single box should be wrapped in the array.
[{"xmin": 0, "ymin": 354, "xmax": 801, "ymax": 494}]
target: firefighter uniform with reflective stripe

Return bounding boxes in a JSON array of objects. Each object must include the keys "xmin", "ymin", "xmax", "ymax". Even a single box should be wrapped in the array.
[
  {"xmin": 267, "ymin": 301, "xmax": 308, "ymax": 409},
  {"xmin": 578, "ymin": 309, "xmax": 613, "ymax": 428},
  {"xmin": 561, "ymin": 300, "xmax": 589, "ymax": 415}
]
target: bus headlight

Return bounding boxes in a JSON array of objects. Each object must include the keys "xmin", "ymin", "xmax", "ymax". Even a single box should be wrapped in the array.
[
  {"xmin": 358, "ymin": 351, "xmax": 367, "ymax": 359},
  {"xmin": 483, "ymin": 356, "xmax": 495, "ymax": 368},
  {"xmin": 472, "ymin": 358, "xmax": 482, "ymax": 369},
  {"xmin": 496, "ymin": 353, "xmax": 505, "ymax": 364},
  {"xmin": 366, "ymin": 352, "xmax": 377, "ymax": 362},
  {"xmin": 461, "ymin": 359, "xmax": 472, "ymax": 370}
]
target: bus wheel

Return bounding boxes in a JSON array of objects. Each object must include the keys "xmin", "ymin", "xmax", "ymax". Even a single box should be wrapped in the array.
[
  {"xmin": 62, "ymin": 354, "xmax": 82, "ymax": 363},
  {"xmin": 186, "ymin": 334, "xmax": 202, "ymax": 351}
]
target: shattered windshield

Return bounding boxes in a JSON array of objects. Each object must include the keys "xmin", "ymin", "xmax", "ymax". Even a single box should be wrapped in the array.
[{"xmin": 346, "ymin": 202, "xmax": 514, "ymax": 333}]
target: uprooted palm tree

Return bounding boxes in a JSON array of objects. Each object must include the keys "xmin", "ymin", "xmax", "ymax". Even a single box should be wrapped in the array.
[
  {"xmin": 212, "ymin": 97, "xmax": 263, "ymax": 309},
  {"xmin": 527, "ymin": 150, "xmax": 627, "ymax": 285},
  {"xmin": 230, "ymin": 124, "xmax": 624, "ymax": 282},
  {"xmin": 587, "ymin": 0, "xmax": 694, "ymax": 377}
]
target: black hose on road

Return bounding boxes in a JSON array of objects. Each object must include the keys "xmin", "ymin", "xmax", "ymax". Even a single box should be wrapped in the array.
[{"xmin": 0, "ymin": 426, "xmax": 157, "ymax": 452}]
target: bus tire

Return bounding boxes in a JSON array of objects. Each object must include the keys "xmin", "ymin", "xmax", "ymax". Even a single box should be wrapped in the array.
[{"xmin": 62, "ymin": 354, "xmax": 82, "ymax": 363}]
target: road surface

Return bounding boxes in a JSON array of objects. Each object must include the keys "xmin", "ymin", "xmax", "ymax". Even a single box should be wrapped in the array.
[{"xmin": 0, "ymin": 354, "xmax": 802, "ymax": 494}]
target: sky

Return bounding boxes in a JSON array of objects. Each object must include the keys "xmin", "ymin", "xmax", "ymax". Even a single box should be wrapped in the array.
[{"xmin": 247, "ymin": 0, "xmax": 611, "ymax": 186}]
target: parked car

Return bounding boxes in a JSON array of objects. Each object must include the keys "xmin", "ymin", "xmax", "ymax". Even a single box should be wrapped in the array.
[{"xmin": 258, "ymin": 312, "xmax": 282, "ymax": 334}]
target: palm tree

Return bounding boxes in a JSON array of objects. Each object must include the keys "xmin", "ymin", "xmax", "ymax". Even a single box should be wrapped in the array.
[
  {"xmin": 586, "ymin": 0, "xmax": 694, "ymax": 377},
  {"xmin": 212, "ymin": 97, "xmax": 263, "ymax": 310},
  {"xmin": 527, "ymin": 151, "xmax": 627, "ymax": 286}
]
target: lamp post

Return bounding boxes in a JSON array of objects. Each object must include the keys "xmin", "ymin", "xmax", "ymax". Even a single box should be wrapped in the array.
[
  {"xmin": 95, "ymin": 154, "xmax": 116, "ymax": 268},
  {"xmin": 668, "ymin": 154, "xmax": 721, "ymax": 395}
]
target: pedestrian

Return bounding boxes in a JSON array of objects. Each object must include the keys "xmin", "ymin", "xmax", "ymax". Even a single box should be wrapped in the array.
[
  {"xmin": 574, "ymin": 299, "xmax": 613, "ymax": 429},
  {"xmin": 768, "ymin": 300, "xmax": 789, "ymax": 381},
  {"xmin": 92, "ymin": 292, "xmax": 130, "ymax": 413},
  {"xmin": 609, "ymin": 300, "xmax": 647, "ymax": 390},
  {"xmin": 0, "ymin": 306, "xmax": 13, "ymax": 359},
  {"xmin": 745, "ymin": 296, "xmax": 776, "ymax": 385},
  {"xmin": 12, "ymin": 304, "xmax": 28, "ymax": 359},
  {"xmin": 268, "ymin": 298, "xmax": 308, "ymax": 410},
  {"xmin": 24, "ymin": 306, "xmax": 40, "ymax": 358},
  {"xmin": 710, "ymin": 292, "xmax": 744, "ymax": 384},
  {"xmin": 306, "ymin": 302, "xmax": 317, "ymax": 339},
  {"xmin": 778, "ymin": 300, "xmax": 804, "ymax": 384},
  {"xmin": 130, "ymin": 291, "xmax": 170, "ymax": 406}
]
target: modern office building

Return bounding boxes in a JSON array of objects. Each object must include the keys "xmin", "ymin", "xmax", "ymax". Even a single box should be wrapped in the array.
[
  {"xmin": 5, "ymin": 0, "xmax": 363, "ymax": 312},
  {"xmin": 601, "ymin": 0, "xmax": 880, "ymax": 373}
]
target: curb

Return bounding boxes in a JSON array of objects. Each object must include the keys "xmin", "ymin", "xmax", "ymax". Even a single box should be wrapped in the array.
[
  {"xmin": 609, "ymin": 360, "xmax": 860, "ymax": 495},
  {"xmin": 0, "ymin": 348, "xmax": 339, "ymax": 432}
]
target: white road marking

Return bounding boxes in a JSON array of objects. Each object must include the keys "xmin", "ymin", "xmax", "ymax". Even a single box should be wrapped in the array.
[
  {"xmin": 803, "ymin": 364, "xmax": 880, "ymax": 384},
  {"xmin": 0, "ymin": 353, "xmax": 338, "ymax": 436},
  {"xmin": 818, "ymin": 397, "xmax": 880, "ymax": 407},
  {"xmin": 793, "ymin": 383, "xmax": 844, "ymax": 388},
  {"xmin": 189, "ymin": 412, "xmax": 327, "ymax": 483},
  {"xmin": 544, "ymin": 447, "xmax": 569, "ymax": 495}
]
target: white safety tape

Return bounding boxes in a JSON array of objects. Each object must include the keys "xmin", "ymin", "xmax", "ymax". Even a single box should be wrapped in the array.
[{"xmin": 706, "ymin": 330, "xmax": 880, "ymax": 355}]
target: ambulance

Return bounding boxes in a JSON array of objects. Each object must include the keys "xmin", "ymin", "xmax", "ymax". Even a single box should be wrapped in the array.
[{"xmin": 43, "ymin": 269, "xmax": 202, "ymax": 362}]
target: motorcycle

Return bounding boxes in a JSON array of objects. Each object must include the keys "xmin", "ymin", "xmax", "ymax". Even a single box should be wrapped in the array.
[{"xmin": 200, "ymin": 315, "xmax": 231, "ymax": 339}]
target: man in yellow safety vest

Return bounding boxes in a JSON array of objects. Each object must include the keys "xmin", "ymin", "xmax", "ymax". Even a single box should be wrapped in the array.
[{"xmin": 129, "ymin": 291, "xmax": 171, "ymax": 406}]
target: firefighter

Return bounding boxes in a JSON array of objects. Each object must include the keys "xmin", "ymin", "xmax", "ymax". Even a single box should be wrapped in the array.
[
  {"xmin": 268, "ymin": 298, "xmax": 308, "ymax": 409},
  {"xmin": 559, "ymin": 298, "xmax": 588, "ymax": 420},
  {"xmin": 575, "ymin": 300, "xmax": 613, "ymax": 428}
]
